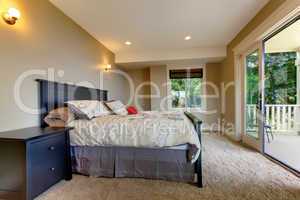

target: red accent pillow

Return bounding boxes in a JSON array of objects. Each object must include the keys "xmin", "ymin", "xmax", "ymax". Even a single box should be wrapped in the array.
[{"xmin": 127, "ymin": 106, "xmax": 138, "ymax": 115}]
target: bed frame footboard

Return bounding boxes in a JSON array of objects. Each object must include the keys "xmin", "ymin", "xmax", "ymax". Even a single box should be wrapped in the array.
[{"xmin": 184, "ymin": 112, "xmax": 203, "ymax": 188}]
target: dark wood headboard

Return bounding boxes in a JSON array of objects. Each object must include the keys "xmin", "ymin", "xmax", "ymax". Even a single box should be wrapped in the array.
[{"xmin": 36, "ymin": 79, "xmax": 108, "ymax": 127}]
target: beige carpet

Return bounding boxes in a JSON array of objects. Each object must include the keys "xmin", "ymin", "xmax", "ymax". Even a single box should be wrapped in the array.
[{"xmin": 37, "ymin": 134, "xmax": 300, "ymax": 200}]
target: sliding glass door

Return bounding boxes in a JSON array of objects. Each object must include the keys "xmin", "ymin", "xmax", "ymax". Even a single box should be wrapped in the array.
[
  {"xmin": 241, "ymin": 15, "xmax": 299, "ymax": 173},
  {"xmin": 263, "ymin": 16, "xmax": 300, "ymax": 173},
  {"xmin": 243, "ymin": 44, "xmax": 264, "ymax": 150},
  {"xmin": 245, "ymin": 50, "xmax": 260, "ymax": 138}
]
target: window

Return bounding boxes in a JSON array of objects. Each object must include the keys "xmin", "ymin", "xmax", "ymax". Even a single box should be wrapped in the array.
[
  {"xmin": 245, "ymin": 50, "xmax": 260, "ymax": 139},
  {"xmin": 169, "ymin": 68, "xmax": 203, "ymax": 109}
]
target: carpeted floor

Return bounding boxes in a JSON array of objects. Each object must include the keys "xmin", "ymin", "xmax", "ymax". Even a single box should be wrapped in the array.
[{"xmin": 37, "ymin": 134, "xmax": 300, "ymax": 200}]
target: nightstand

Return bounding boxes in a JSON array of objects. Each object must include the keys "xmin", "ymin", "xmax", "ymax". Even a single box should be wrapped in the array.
[{"xmin": 0, "ymin": 127, "xmax": 73, "ymax": 200}]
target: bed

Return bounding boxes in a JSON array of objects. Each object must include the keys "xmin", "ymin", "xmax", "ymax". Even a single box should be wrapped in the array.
[{"xmin": 37, "ymin": 79, "xmax": 203, "ymax": 187}]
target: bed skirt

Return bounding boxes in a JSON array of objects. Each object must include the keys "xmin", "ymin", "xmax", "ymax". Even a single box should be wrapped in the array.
[{"xmin": 71, "ymin": 146, "xmax": 196, "ymax": 183}]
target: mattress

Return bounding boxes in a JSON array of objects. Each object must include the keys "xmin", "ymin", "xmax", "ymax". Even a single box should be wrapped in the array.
[{"xmin": 68, "ymin": 111, "xmax": 200, "ymax": 162}]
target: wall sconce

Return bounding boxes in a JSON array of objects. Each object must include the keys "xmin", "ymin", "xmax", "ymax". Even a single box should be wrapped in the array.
[
  {"xmin": 2, "ymin": 8, "xmax": 21, "ymax": 25},
  {"xmin": 105, "ymin": 64, "xmax": 112, "ymax": 72}
]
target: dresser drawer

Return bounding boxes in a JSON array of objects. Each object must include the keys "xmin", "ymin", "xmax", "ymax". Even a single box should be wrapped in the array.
[{"xmin": 28, "ymin": 134, "xmax": 66, "ymax": 199}]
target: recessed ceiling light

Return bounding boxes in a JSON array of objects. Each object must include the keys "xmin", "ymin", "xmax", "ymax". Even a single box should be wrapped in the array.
[
  {"xmin": 125, "ymin": 41, "xmax": 132, "ymax": 45},
  {"xmin": 185, "ymin": 36, "xmax": 191, "ymax": 40}
]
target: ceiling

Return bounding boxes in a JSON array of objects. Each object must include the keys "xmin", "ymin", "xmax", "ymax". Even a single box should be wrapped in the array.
[
  {"xmin": 265, "ymin": 19, "xmax": 300, "ymax": 53},
  {"xmin": 50, "ymin": 0, "xmax": 269, "ymax": 64},
  {"xmin": 119, "ymin": 57, "xmax": 225, "ymax": 70}
]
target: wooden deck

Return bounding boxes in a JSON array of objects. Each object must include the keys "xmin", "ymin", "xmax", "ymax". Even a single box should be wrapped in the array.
[{"xmin": 265, "ymin": 134, "xmax": 300, "ymax": 172}]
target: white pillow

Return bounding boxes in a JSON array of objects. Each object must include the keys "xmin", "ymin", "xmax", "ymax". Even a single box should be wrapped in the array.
[
  {"xmin": 105, "ymin": 100, "xmax": 128, "ymax": 115},
  {"xmin": 66, "ymin": 100, "xmax": 112, "ymax": 119}
]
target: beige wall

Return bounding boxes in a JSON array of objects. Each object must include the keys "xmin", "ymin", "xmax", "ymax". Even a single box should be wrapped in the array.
[
  {"xmin": 150, "ymin": 66, "xmax": 168, "ymax": 111},
  {"xmin": 220, "ymin": 0, "xmax": 287, "ymax": 135},
  {"xmin": 125, "ymin": 68, "xmax": 151, "ymax": 111},
  {"xmin": 0, "ymin": 0, "xmax": 128, "ymax": 131},
  {"xmin": 202, "ymin": 63, "xmax": 221, "ymax": 130}
]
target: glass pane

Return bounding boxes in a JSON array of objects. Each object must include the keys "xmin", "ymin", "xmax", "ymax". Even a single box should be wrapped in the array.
[
  {"xmin": 171, "ymin": 79, "xmax": 186, "ymax": 108},
  {"xmin": 186, "ymin": 78, "xmax": 202, "ymax": 108},
  {"xmin": 264, "ymin": 52, "xmax": 297, "ymax": 105},
  {"xmin": 245, "ymin": 50, "xmax": 259, "ymax": 138},
  {"xmin": 263, "ymin": 17, "xmax": 300, "ymax": 172}
]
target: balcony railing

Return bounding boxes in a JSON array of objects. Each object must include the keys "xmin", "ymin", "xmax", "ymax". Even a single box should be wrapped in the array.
[{"xmin": 246, "ymin": 104, "xmax": 300, "ymax": 134}]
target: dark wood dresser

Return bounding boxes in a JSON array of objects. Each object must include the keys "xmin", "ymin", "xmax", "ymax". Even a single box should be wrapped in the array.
[{"xmin": 0, "ymin": 127, "xmax": 73, "ymax": 200}]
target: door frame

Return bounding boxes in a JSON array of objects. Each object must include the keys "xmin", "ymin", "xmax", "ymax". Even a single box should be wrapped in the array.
[
  {"xmin": 262, "ymin": 15, "xmax": 300, "ymax": 174},
  {"xmin": 233, "ymin": 1, "xmax": 300, "ymax": 150},
  {"xmin": 240, "ymin": 43, "xmax": 264, "ymax": 151}
]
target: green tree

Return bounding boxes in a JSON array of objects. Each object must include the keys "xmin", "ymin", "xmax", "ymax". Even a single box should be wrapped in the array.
[
  {"xmin": 171, "ymin": 79, "xmax": 185, "ymax": 107},
  {"xmin": 246, "ymin": 51, "xmax": 297, "ymax": 105},
  {"xmin": 246, "ymin": 51, "xmax": 259, "ymax": 105},
  {"xmin": 264, "ymin": 52, "xmax": 297, "ymax": 104},
  {"xmin": 171, "ymin": 78, "xmax": 202, "ymax": 107}
]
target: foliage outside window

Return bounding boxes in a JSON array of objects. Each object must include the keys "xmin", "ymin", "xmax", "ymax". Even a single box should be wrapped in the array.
[
  {"xmin": 246, "ymin": 51, "xmax": 297, "ymax": 105},
  {"xmin": 245, "ymin": 50, "xmax": 298, "ymax": 138},
  {"xmin": 246, "ymin": 50, "xmax": 259, "ymax": 106},
  {"xmin": 245, "ymin": 50, "xmax": 260, "ymax": 138},
  {"xmin": 264, "ymin": 52, "xmax": 297, "ymax": 105},
  {"xmin": 170, "ymin": 69, "xmax": 203, "ymax": 109}
]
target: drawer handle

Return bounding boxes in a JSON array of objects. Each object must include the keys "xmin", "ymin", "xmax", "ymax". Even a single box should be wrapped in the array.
[
  {"xmin": 50, "ymin": 167, "xmax": 55, "ymax": 172},
  {"xmin": 49, "ymin": 146, "xmax": 55, "ymax": 151}
]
